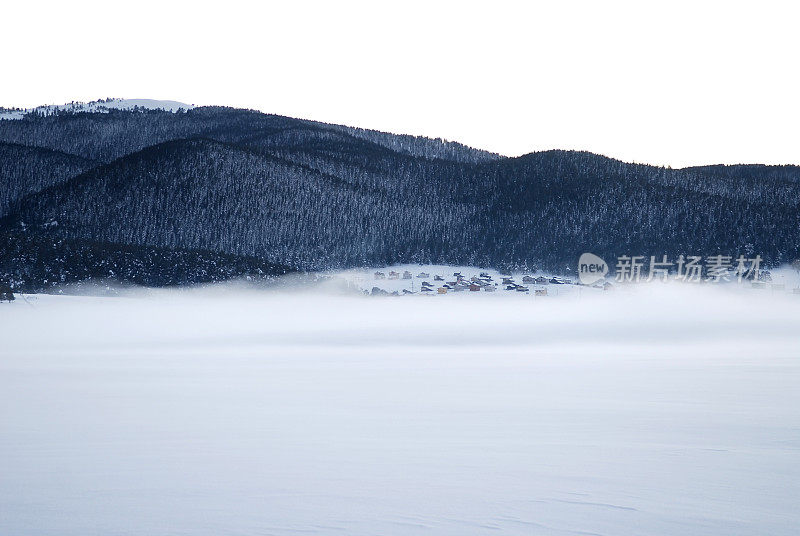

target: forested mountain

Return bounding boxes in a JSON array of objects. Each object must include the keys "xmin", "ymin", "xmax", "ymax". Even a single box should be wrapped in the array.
[
  {"xmin": 0, "ymin": 226, "xmax": 292, "ymax": 292},
  {"xmin": 0, "ymin": 106, "xmax": 498, "ymax": 164},
  {"xmin": 1, "ymin": 102, "xmax": 798, "ymax": 290},
  {"xmin": 0, "ymin": 142, "xmax": 96, "ymax": 217}
]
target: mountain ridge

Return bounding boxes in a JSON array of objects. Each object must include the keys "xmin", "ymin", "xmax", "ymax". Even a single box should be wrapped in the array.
[{"xmin": 1, "ymin": 103, "xmax": 798, "ymax": 290}]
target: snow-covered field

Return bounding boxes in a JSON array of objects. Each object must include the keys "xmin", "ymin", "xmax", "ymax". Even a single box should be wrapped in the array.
[{"xmin": 1, "ymin": 283, "xmax": 799, "ymax": 535}]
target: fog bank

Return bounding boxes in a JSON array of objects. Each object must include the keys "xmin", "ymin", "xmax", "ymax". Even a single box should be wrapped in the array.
[{"xmin": 1, "ymin": 283, "xmax": 799, "ymax": 536}]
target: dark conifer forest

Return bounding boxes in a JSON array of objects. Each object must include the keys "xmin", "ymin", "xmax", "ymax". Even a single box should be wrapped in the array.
[{"xmin": 1, "ymin": 104, "xmax": 798, "ymax": 291}]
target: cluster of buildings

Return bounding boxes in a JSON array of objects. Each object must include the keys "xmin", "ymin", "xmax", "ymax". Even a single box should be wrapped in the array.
[{"xmin": 371, "ymin": 270, "xmax": 604, "ymax": 296}]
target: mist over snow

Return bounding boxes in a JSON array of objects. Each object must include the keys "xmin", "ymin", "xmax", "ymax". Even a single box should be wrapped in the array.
[
  {"xmin": 3, "ymin": 279, "xmax": 800, "ymax": 354},
  {"xmin": 1, "ymin": 282, "xmax": 799, "ymax": 535}
]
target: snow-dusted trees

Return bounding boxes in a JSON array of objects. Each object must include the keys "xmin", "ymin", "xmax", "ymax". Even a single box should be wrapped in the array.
[
  {"xmin": 0, "ymin": 106, "xmax": 798, "ymax": 290},
  {"xmin": 0, "ymin": 143, "xmax": 95, "ymax": 217}
]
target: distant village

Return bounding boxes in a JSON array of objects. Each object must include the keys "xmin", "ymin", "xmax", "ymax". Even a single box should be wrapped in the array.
[{"xmin": 369, "ymin": 270, "xmax": 613, "ymax": 296}]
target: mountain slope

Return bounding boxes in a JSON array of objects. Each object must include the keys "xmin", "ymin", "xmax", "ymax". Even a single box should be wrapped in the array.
[
  {"xmin": 0, "ymin": 105, "xmax": 499, "ymax": 164},
  {"xmin": 1, "ymin": 103, "xmax": 798, "ymax": 290},
  {"xmin": 8, "ymin": 142, "xmax": 800, "ymax": 274},
  {"xmin": 8, "ymin": 138, "xmax": 485, "ymax": 270},
  {"xmin": 0, "ymin": 142, "xmax": 96, "ymax": 217},
  {"xmin": 478, "ymin": 151, "xmax": 800, "ymax": 268},
  {"xmin": 0, "ymin": 226, "xmax": 292, "ymax": 292}
]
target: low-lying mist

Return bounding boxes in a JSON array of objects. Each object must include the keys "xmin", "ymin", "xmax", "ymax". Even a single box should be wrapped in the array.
[
  {"xmin": 2, "ymin": 275, "xmax": 800, "ymax": 536},
  {"xmin": 3, "ymin": 277, "xmax": 799, "ymax": 358}
]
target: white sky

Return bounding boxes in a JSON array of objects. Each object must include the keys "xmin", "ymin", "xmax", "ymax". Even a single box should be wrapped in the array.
[{"xmin": 2, "ymin": 0, "xmax": 798, "ymax": 167}]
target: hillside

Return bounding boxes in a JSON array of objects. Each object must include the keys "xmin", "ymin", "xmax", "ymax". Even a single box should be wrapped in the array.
[
  {"xmin": 0, "ymin": 104, "xmax": 498, "ymax": 164},
  {"xmin": 0, "ymin": 226, "xmax": 292, "ymax": 293},
  {"xmin": 1, "ymin": 103, "xmax": 799, "ymax": 289},
  {"xmin": 0, "ymin": 142, "xmax": 96, "ymax": 217}
]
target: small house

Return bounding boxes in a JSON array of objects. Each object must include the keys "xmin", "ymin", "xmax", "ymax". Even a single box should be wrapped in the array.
[
  {"xmin": 388, "ymin": 271, "xmax": 400, "ymax": 280},
  {"xmin": 505, "ymin": 284, "xmax": 517, "ymax": 291},
  {"xmin": 535, "ymin": 288, "xmax": 547, "ymax": 297},
  {"xmin": 522, "ymin": 275, "xmax": 535, "ymax": 283},
  {"xmin": 374, "ymin": 271, "xmax": 386, "ymax": 280},
  {"xmin": 535, "ymin": 276, "xmax": 548, "ymax": 284},
  {"xmin": 484, "ymin": 286, "xmax": 496, "ymax": 292},
  {"xmin": 516, "ymin": 285, "xmax": 529, "ymax": 292},
  {"xmin": 417, "ymin": 272, "xmax": 430, "ymax": 278},
  {"xmin": 437, "ymin": 287, "xmax": 448, "ymax": 294},
  {"xmin": 403, "ymin": 270, "xmax": 412, "ymax": 279},
  {"xmin": 421, "ymin": 286, "xmax": 433, "ymax": 292},
  {"xmin": 469, "ymin": 284, "xmax": 480, "ymax": 291},
  {"xmin": 434, "ymin": 275, "xmax": 444, "ymax": 281},
  {"xmin": 502, "ymin": 277, "xmax": 514, "ymax": 285}
]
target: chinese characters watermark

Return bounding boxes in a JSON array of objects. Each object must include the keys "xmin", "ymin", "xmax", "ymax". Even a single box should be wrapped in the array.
[{"xmin": 579, "ymin": 253, "xmax": 764, "ymax": 284}]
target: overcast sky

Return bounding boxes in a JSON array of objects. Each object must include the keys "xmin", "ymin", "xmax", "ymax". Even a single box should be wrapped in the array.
[{"xmin": 3, "ymin": 1, "xmax": 798, "ymax": 167}]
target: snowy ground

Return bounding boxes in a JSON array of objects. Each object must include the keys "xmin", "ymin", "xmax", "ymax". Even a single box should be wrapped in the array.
[{"xmin": 1, "ymin": 283, "xmax": 799, "ymax": 535}]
